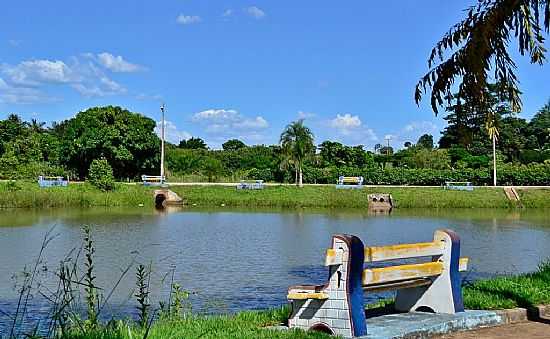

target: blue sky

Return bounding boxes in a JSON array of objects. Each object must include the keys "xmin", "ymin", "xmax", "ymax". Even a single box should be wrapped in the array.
[{"xmin": 1, "ymin": 1, "xmax": 549, "ymax": 149}]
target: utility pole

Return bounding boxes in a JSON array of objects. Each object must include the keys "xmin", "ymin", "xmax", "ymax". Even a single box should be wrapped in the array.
[
  {"xmin": 160, "ymin": 103, "xmax": 165, "ymax": 184},
  {"xmin": 493, "ymin": 134, "xmax": 497, "ymax": 187}
]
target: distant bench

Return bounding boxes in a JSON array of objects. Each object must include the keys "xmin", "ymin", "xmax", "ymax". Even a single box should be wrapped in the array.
[
  {"xmin": 38, "ymin": 176, "xmax": 68, "ymax": 188},
  {"xmin": 141, "ymin": 175, "xmax": 166, "ymax": 186},
  {"xmin": 287, "ymin": 230, "xmax": 468, "ymax": 337},
  {"xmin": 237, "ymin": 180, "xmax": 264, "ymax": 190},
  {"xmin": 444, "ymin": 181, "xmax": 474, "ymax": 191},
  {"xmin": 335, "ymin": 176, "xmax": 364, "ymax": 189}
]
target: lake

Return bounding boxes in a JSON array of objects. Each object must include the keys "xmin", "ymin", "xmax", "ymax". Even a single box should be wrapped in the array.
[{"xmin": 0, "ymin": 207, "xmax": 549, "ymax": 333}]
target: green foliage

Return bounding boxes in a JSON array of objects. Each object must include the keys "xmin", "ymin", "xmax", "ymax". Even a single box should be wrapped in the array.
[
  {"xmin": 416, "ymin": 1, "xmax": 549, "ymax": 114},
  {"xmin": 58, "ymin": 106, "xmax": 160, "ymax": 179},
  {"xmin": 135, "ymin": 264, "xmax": 151, "ymax": 328},
  {"xmin": 280, "ymin": 120, "xmax": 315, "ymax": 186},
  {"xmin": 416, "ymin": 134, "xmax": 434, "ymax": 149},
  {"xmin": 88, "ymin": 159, "xmax": 115, "ymax": 191},
  {"xmin": 222, "ymin": 139, "xmax": 247, "ymax": 151},
  {"xmin": 179, "ymin": 137, "xmax": 208, "ymax": 150}
]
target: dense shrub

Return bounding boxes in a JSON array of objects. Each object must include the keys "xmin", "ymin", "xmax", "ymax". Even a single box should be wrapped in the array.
[
  {"xmin": 88, "ymin": 159, "xmax": 115, "ymax": 191},
  {"xmin": 300, "ymin": 163, "xmax": 550, "ymax": 186}
]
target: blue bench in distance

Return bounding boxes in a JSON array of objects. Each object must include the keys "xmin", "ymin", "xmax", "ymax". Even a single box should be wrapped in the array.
[
  {"xmin": 141, "ymin": 175, "xmax": 166, "ymax": 186},
  {"xmin": 287, "ymin": 230, "xmax": 469, "ymax": 337},
  {"xmin": 237, "ymin": 180, "xmax": 264, "ymax": 190},
  {"xmin": 336, "ymin": 176, "xmax": 364, "ymax": 189},
  {"xmin": 38, "ymin": 176, "xmax": 68, "ymax": 188},
  {"xmin": 444, "ymin": 181, "xmax": 474, "ymax": 191}
]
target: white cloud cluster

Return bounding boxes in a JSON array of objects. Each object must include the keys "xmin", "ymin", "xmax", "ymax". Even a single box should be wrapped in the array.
[
  {"xmin": 155, "ymin": 120, "xmax": 192, "ymax": 144},
  {"xmin": 176, "ymin": 14, "xmax": 202, "ymax": 25},
  {"xmin": 245, "ymin": 6, "xmax": 266, "ymax": 19},
  {"xmin": 191, "ymin": 109, "xmax": 269, "ymax": 145},
  {"xmin": 222, "ymin": 9, "xmax": 233, "ymax": 17},
  {"xmin": 403, "ymin": 121, "xmax": 438, "ymax": 133},
  {"xmin": 0, "ymin": 52, "xmax": 145, "ymax": 103},
  {"xmin": 96, "ymin": 52, "xmax": 144, "ymax": 73},
  {"xmin": 329, "ymin": 113, "xmax": 362, "ymax": 134}
]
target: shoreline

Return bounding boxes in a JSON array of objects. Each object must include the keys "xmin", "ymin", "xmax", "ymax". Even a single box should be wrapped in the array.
[{"xmin": 1, "ymin": 182, "xmax": 550, "ymax": 209}]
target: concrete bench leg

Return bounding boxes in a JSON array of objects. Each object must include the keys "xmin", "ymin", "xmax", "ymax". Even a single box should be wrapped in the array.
[
  {"xmin": 288, "ymin": 235, "xmax": 367, "ymax": 337},
  {"xmin": 395, "ymin": 230, "xmax": 464, "ymax": 314}
]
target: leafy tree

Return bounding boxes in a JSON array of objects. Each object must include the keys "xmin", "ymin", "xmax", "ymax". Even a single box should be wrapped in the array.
[
  {"xmin": 404, "ymin": 141, "xmax": 412, "ymax": 148},
  {"xmin": 374, "ymin": 143, "xmax": 382, "ymax": 154},
  {"xmin": 58, "ymin": 106, "xmax": 159, "ymax": 179},
  {"xmin": 0, "ymin": 114, "xmax": 26, "ymax": 155},
  {"xmin": 179, "ymin": 137, "xmax": 208, "ymax": 150},
  {"xmin": 280, "ymin": 120, "xmax": 315, "ymax": 187},
  {"xmin": 222, "ymin": 139, "xmax": 247, "ymax": 151},
  {"xmin": 201, "ymin": 158, "xmax": 223, "ymax": 182},
  {"xmin": 415, "ymin": 0, "xmax": 549, "ymax": 115},
  {"xmin": 528, "ymin": 101, "xmax": 550, "ymax": 149},
  {"xmin": 379, "ymin": 146, "xmax": 393, "ymax": 156},
  {"xmin": 88, "ymin": 158, "xmax": 115, "ymax": 191},
  {"xmin": 417, "ymin": 134, "xmax": 434, "ymax": 149}
]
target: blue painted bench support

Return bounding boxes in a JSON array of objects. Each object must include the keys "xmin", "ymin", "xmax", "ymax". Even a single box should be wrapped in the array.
[
  {"xmin": 336, "ymin": 176, "xmax": 363, "ymax": 189},
  {"xmin": 236, "ymin": 180, "xmax": 264, "ymax": 190},
  {"xmin": 287, "ymin": 230, "xmax": 468, "ymax": 337},
  {"xmin": 38, "ymin": 176, "xmax": 69, "ymax": 188},
  {"xmin": 141, "ymin": 175, "xmax": 166, "ymax": 186},
  {"xmin": 444, "ymin": 181, "xmax": 474, "ymax": 191}
]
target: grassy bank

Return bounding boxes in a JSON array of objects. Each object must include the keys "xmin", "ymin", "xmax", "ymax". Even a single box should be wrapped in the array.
[
  {"xmin": 58, "ymin": 262, "xmax": 550, "ymax": 339},
  {"xmin": 2, "ymin": 181, "xmax": 550, "ymax": 209}
]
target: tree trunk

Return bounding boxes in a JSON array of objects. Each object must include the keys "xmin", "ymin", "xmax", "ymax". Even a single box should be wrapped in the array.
[
  {"xmin": 295, "ymin": 168, "xmax": 298, "ymax": 186},
  {"xmin": 298, "ymin": 167, "xmax": 303, "ymax": 188},
  {"xmin": 493, "ymin": 135, "xmax": 497, "ymax": 187}
]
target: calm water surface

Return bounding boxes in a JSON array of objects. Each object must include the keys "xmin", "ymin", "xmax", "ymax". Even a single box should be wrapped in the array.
[{"xmin": 0, "ymin": 207, "xmax": 549, "ymax": 332}]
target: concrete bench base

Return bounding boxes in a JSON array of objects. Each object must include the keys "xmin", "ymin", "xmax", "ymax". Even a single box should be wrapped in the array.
[{"xmin": 270, "ymin": 309, "xmax": 511, "ymax": 338}]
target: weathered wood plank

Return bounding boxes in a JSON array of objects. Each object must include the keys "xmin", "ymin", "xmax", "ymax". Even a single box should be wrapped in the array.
[
  {"xmin": 363, "ymin": 262, "xmax": 444, "ymax": 285},
  {"xmin": 365, "ymin": 242, "xmax": 444, "ymax": 262},
  {"xmin": 287, "ymin": 292, "xmax": 329, "ymax": 300}
]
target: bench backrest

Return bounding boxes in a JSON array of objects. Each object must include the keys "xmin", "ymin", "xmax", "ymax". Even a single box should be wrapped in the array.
[
  {"xmin": 38, "ymin": 176, "xmax": 68, "ymax": 187},
  {"xmin": 141, "ymin": 175, "xmax": 165, "ymax": 182},
  {"xmin": 338, "ymin": 176, "xmax": 364, "ymax": 185}
]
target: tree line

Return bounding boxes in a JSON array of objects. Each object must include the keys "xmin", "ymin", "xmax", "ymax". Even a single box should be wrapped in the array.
[{"xmin": 0, "ymin": 99, "xmax": 549, "ymax": 185}]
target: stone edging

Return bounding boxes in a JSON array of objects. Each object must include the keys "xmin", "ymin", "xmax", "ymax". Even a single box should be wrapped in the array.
[{"xmin": 494, "ymin": 304, "xmax": 550, "ymax": 325}]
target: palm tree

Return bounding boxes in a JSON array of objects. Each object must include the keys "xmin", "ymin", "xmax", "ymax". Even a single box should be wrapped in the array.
[
  {"xmin": 279, "ymin": 120, "xmax": 315, "ymax": 187},
  {"xmin": 415, "ymin": 0, "xmax": 549, "ymax": 117}
]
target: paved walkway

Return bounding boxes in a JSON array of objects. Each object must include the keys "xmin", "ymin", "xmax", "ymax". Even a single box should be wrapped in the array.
[{"xmin": 436, "ymin": 321, "xmax": 550, "ymax": 338}]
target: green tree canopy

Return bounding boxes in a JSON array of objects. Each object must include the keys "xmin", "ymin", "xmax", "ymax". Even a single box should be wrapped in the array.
[
  {"xmin": 416, "ymin": 0, "xmax": 549, "ymax": 116},
  {"xmin": 58, "ymin": 106, "xmax": 160, "ymax": 179},
  {"xmin": 417, "ymin": 134, "xmax": 434, "ymax": 149},
  {"xmin": 222, "ymin": 139, "xmax": 247, "ymax": 151},
  {"xmin": 179, "ymin": 137, "xmax": 208, "ymax": 150},
  {"xmin": 280, "ymin": 120, "xmax": 315, "ymax": 187}
]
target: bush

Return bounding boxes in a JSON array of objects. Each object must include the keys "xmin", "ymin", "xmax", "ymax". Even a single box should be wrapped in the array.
[{"xmin": 88, "ymin": 159, "xmax": 115, "ymax": 191}]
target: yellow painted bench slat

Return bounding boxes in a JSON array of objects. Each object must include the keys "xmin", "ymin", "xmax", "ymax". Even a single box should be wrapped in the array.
[
  {"xmin": 287, "ymin": 292, "xmax": 329, "ymax": 300},
  {"xmin": 363, "ymin": 261, "xmax": 444, "ymax": 285},
  {"xmin": 365, "ymin": 242, "xmax": 444, "ymax": 262}
]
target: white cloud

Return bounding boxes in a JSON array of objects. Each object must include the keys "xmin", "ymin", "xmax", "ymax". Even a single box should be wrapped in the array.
[
  {"xmin": 222, "ymin": 9, "xmax": 233, "ymax": 17},
  {"xmin": 0, "ymin": 76, "xmax": 51, "ymax": 104},
  {"xmin": 136, "ymin": 93, "xmax": 163, "ymax": 101},
  {"xmin": 403, "ymin": 121, "xmax": 438, "ymax": 133},
  {"xmin": 0, "ymin": 54, "xmax": 136, "ymax": 102},
  {"xmin": 245, "ymin": 6, "xmax": 266, "ymax": 19},
  {"xmin": 155, "ymin": 120, "xmax": 192, "ymax": 144},
  {"xmin": 329, "ymin": 113, "xmax": 362, "ymax": 134},
  {"xmin": 8, "ymin": 39, "xmax": 21, "ymax": 47},
  {"xmin": 176, "ymin": 14, "xmax": 202, "ymax": 25},
  {"xmin": 1, "ymin": 59, "xmax": 77, "ymax": 86},
  {"xmin": 96, "ymin": 52, "xmax": 144, "ymax": 73},
  {"xmin": 191, "ymin": 109, "xmax": 269, "ymax": 145}
]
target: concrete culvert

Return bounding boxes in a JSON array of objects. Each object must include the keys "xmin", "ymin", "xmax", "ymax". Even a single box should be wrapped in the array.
[{"xmin": 155, "ymin": 194, "xmax": 166, "ymax": 208}]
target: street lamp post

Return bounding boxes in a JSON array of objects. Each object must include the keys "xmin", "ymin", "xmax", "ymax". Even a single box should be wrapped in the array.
[{"xmin": 160, "ymin": 103, "xmax": 165, "ymax": 184}]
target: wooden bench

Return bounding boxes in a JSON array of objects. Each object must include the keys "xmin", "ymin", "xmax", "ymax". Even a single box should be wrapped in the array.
[
  {"xmin": 287, "ymin": 230, "xmax": 468, "ymax": 337},
  {"xmin": 141, "ymin": 175, "xmax": 166, "ymax": 186},
  {"xmin": 444, "ymin": 181, "xmax": 474, "ymax": 191},
  {"xmin": 38, "ymin": 176, "xmax": 68, "ymax": 188},
  {"xmin": 236, "ymin": 180, "xmax": 264, "ymax": 190},
  {"xmin": 335, "ymin": 176, "xmax": 364, "ymax": 189}
]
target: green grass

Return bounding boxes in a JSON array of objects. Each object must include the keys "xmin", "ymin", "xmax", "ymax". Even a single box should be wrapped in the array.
[
  {"xmin": 59, "ymin": 263, "xmax": 550, "ymax": 339},
  {"xmin": 463, "ymin": 261, "xmax": 550, "ymax": 310},
  {"xmin": 1, "ymin": 181, "xmax": 549, "ymax": 209},
  {"xmin": 60, "ymin": 307, "xmax": 329, "ymax": 339}
]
